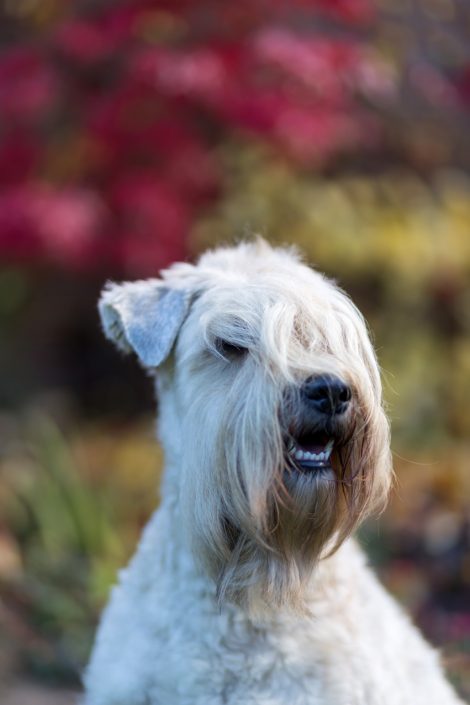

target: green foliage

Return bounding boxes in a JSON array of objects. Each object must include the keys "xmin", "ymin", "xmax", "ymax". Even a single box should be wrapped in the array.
[
  {"xmin": 0, "ymin": 416, "xmax": 159, "ymax": 681},
  {"xmin": 0, "ymin": 269, "xmax": 30, "ymax": 321}
]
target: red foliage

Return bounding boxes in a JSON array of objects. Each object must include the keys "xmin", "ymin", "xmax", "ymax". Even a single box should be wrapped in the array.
[
  {"xmin": 0, "ymin": 185, "xmax": 106, "ymax": 267},
  {"xmin": 0, "ymin": 0, "xmax": 390, "ymax": 274},
  {"xmin": 0, "ymin": 47, "xmax": 60, "ymax": 122}
]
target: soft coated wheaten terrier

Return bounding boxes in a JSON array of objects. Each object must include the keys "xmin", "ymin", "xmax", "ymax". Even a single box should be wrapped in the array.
[{"xmin": 84, "ymin": 240, "xmax": 464, "ymax": 705}]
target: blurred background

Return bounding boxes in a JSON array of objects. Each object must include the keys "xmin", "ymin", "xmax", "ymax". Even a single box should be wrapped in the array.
[{"xmin": 0, "ymin": 0, "xmax": 469, "ymax": 702}]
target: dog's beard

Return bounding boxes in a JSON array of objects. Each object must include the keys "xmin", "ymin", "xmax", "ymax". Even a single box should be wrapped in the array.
[
  {"xmin": 181, "ymin": 372, "xmax": 391, "ymax": 616},
  {"xmin": 215, "ymin": 421, "xmax": 371, "ymax": 613}
]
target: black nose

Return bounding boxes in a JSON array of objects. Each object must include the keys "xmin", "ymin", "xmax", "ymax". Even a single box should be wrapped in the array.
[{"xmin": 302, "ymin": 374, "xmax": 351, "ymax": 416}]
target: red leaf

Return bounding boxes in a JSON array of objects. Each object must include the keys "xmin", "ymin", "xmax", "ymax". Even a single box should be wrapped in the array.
[{"xmin": 0, "ymin": 48, "xmax": 59, "ymax": 121}]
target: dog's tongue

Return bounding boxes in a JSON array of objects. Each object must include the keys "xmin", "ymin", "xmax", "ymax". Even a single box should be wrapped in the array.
[
  {"xmin": 304, "ymin": 443, "xmax": 327, "ymax": 454},
  {"xmin": 298, "ymin": 432, "xmax": 330, "ymax": 453}
]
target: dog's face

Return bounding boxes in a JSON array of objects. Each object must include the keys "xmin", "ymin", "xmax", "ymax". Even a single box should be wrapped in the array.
[{"xmin": 100, "ymin": 240, "xmax": 392, "ymax": 612}]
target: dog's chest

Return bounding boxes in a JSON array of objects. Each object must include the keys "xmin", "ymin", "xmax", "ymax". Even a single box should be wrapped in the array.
[
  {"xmin": 127, "ymin": 588, "xmax": 392, "ymax": 705},
  {"xmin": 85, "ymin": 514, "xmax": 460, "ymax": 705},
  {"xmin": 115, "ymin": 536, "xmax": 383, "ymax": 704}
]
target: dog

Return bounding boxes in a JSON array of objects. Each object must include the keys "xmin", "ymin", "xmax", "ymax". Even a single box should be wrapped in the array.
[{"xmin": 84, "ymin": 240, "xmax": 464, "ymax": 704}]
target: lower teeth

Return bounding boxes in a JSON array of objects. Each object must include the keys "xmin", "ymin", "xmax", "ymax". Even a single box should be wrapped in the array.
[{"xmin": 289, "ymin": 438, "xmax": 334, "ymax": 464}]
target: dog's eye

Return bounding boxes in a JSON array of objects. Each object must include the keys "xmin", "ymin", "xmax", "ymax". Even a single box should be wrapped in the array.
[{"xmin": 214, "ymin": 338, "xmax": 248, "ymax": 358}]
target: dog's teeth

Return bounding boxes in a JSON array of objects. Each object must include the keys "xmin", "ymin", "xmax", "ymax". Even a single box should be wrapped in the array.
[{"xmin": 292, "ymin": 444, "xmax": 334, "ymax": 465}]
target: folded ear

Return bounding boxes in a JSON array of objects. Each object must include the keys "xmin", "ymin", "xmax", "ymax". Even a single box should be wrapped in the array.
[{"xmin": 98, "ymin": 280, "xmax": 191, "ymax": 367}]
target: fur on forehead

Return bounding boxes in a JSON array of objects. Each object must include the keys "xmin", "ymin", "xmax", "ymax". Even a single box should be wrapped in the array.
[
  {"xmin": 166, "ymin": 240, "xmax": 379, "ymax": 396},
  {"xmin": 167, "ymin": 238, "xmax": 358, "ymax": 310},
  {"xmin": 163, "ymin": 239, "xmax": 324, "ymax": 293}
]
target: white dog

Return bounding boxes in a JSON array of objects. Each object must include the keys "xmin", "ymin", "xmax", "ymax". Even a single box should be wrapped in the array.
[{"xmin": 84, "ymin": 240, "xmax": 464, "ymax": 705}]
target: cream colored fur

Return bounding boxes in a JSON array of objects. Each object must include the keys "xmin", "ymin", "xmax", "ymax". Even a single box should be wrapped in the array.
[{"xmin": 84, "ymin": 240, "xmax": 464, "ymax": 705}]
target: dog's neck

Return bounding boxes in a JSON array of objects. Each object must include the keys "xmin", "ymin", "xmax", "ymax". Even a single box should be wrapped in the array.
[{"xmin": 154, "ymin": 370, "xmax": 184, "ymax": 498}]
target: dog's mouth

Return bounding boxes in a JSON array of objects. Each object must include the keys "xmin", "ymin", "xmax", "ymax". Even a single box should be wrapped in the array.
[{"xmin": 287, "ymin": 432, "xmax": 335, "ymax": 471}]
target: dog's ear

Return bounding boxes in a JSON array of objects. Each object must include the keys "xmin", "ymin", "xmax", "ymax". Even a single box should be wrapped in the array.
[{"xmin": 98, "ymin": 280, "xmax": 191, "ymax": 367}]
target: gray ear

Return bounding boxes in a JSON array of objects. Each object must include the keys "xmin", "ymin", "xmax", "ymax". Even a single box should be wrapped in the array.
[{"xmin": 98, "ymin": 280, "xmax": 191, "ymax": 367}]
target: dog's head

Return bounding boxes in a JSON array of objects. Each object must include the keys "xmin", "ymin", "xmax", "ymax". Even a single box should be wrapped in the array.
[{"xmin": 100, "ymin": 240, "xmax": 392, "ymax": 612}]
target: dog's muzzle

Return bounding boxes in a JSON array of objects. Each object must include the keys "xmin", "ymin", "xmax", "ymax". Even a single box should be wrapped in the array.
[{"xmin": 286, "ymin": 374, "xmax": 351, "ymax": 472}]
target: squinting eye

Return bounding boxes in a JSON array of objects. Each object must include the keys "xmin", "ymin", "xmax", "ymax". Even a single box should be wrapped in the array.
[{"xmin": 214, "ymin": 338, "xmax": 248, "ymax": 358}]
